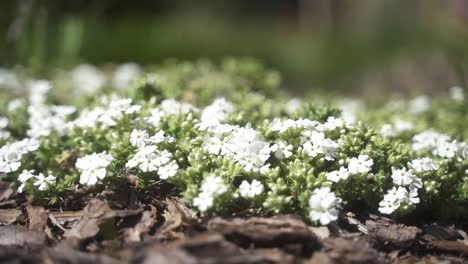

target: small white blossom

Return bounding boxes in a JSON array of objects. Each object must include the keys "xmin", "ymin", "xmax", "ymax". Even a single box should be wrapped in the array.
[
  {"xmin": 76, "ymin": 152, "xmax": 114, "ymax": 185},
  {"xmin": 393, "ymin": 119, "xmax": 414, "ymax": 133},
  {"xmin": 380, "ymin": 124, "xmax": 395, "ymax": 138},
  {"xmin": 193, "ymin": 175, "xmax": 228, "ymax": 213},
  {"xmin": 130, "ymin": 129, "xmax": 149, "ymax": 148},
  {"xmin": 158, "ymin": 161, "xmax": 179, "ymax": 179},
  {"xmin": 378, "ymin": 197, "xmax": 401, "ymax": 214},
  {"xmin": 326, "ymin": 167, "xmax": 350, "ymax": 183},
  {"xmin": 434, "ymin": 140, "xmax": 459, "ymax": 158},
  {"xmin": 33, "ymin": 173, "xmax": 56, "ymax": 191},
  {"xmin": 308, "ymin": 187, "xmax": 341, "ymax": 225},
  {"xmin": 271, "ymin": 141, "xmax": 293, "ymax": 159},
  {"xmin": 409, "ymin": 96, "xmax": 430, "ymax": 113},
  {"xmin": 410, "ymin": 158, "xmax": 439, "ymax": 172},
  {"xmin": 391, "ymin": 167, "xmax": 422, "ymax": 188},
  {"xmin": 112, "ymin": 63, "xmax": 142, "ymax": 90},
  {"xmin": 239, "ymin": 180, "xmax": 264, "ymax": 198},
  {"xmin": 348, "ymin": 155, "xmax": 373, "ymax": 175},
  {"xmin": 450, "ymin": 86, "xmax": 464, "ymax": 101},
  {"xmin": 193, "ymin": 192, "xmax": 214, "ymax": 213},
  {"xmin": 71, "ymin": 64, "xmax": 106, "ymax": 94}
]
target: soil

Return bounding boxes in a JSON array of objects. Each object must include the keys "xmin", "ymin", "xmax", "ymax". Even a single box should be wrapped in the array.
[{"xmin": 0, "ymin": 180, "xmax": 467, "ymax": 264}]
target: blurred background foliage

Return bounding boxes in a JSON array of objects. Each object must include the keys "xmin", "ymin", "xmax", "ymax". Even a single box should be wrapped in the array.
[{"xmin": 1, "ymin": 0, "xmax": 468, "ymax": 96}]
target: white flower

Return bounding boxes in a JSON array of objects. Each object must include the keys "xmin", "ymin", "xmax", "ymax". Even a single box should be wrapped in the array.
[
  {"xmin": 149, "ymin": 130, "xmax": 174, "ymax": 144},
  {"xmin": 348, "ymin": 155, "xmax": 373, "ymax": 175},
  {"xmin": 71, "ymin": 64, "xmax": 105, "ymax": 94},
  {"xmin": 8, "ymin": 99, "xmax": 24, "ymax": 112},
  {"xmin": 239, "ymin": 180, "xmax": 264, "ymax": 198},
  {"xmin": 201, "ymin": 175, "xmax": 228, "ymax": 195},
  {"xmin": 18, "ymin": 170, "xmax": 35, "ymax": 183},
  {"xmin": 308, "ymin": 187, "xmax": 341, "ymax": 225},
  {"xmin": 393, "ymin": 119, "xmax": 414, "ymax": 133},
  {"xmin": 112, "ymin": 63, "xmax": 142, "ymax": 90},
  {"xmin": 202, "ymin": 136, "xmax": 225, "ymax": 155},
  {"xmin": 434, "ymin": 140, "xmax": 459, "ymax": 158},
  {"xmin": 33, "ymin": 173, "xmax": 56, "ymax": 191},
  {"xmin": 76, "ymin": 152, "xmax": 114, "ymax": 185},
  {"xmin": 410, "ymin": 158, "xmax": 439, "ymax": 172},
  {"xmin": 193, "ymin": 192, "xmax": 214, "ymax": 213},
  {"xmin": 193, "ymin": 175, "xmax": 228, "ymax": 213},
  {"xmin": 207, "ymin": 126, "xmax": 271, "ymax": 173},
  {"xmin": 401, "ymin": 187, "xmax": 420, "ymax": 205},
  {"xmin": 378, "ymin": 198, "xmax": 400, "ymax": 214},
  {"xmin": 322, "ymin": 116, "xmax": 345, "ymax": 131},
  {"xmin": 0, "ymin": 152, "xmax": 22, "ymax": 173},
  {"xmin": 0, "ymin": 117, "xmax": 8, "ymax": 129},
  {"xmin": 380, "ymin": 124, "xmax": 395, "ymax": 138},
  {"xmin": 158, "ymin": 161, "xmax": 178, "ymax": 179},
  {"xmin": 28, "ymin": 80, "xmax": 51, "ymax": 105},
  {"xmin": 130, "ymin": 129, "xmax": 149, "ymax": 148},
  {"xmin": 284, "ymin": 98, "xmax": 302, "ymax": 114},
  {"xmin": 391, "ymin": 167, "xmax": 421, "ymax": 187},
  {"xmin": 450, "ymin": 86, "xmax": 464, "ymax": 101},
  {"xmin": 199, "ymin": 98, "xmax": 234, "ymax": 128},
  {"xmin": 326, "ymin": 167, "xmax": 349, "ymax": 183},
  {"xmin": 271, "ymin": 141, "xmax": 293, "ymax": 159},
  {"xmin": 412, "ymin": 130, "xmax": 450, "ymax": 152},
  {"xmin": 409, "ymin": 95, "xmax": 430, "ymax": 113}
]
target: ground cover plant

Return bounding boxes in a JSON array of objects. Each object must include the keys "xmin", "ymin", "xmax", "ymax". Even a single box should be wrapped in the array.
[{"xmin": 0, "ymin": 58, "xmax": 467, "ymax": 263}]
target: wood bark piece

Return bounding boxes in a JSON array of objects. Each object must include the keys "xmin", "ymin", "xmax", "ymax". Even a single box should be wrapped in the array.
[
  {"xmin": 318, "ymin": 237, "xmax": 387, "ymax": 264},
  {"xmin": 26, "ymin": 205, "xmax": 48, "ymax": 231},
  {"xmin": 0, "ymin": 209, "xmax": 21, "ymax": 225},
  {"xmin": 421, "ymin": 224, "xmax": 462, "ymax": 241},
  {"xmin": 427, "ymin": 240, "xmax": 468, "ymax": 256},
  {"xmin": 207, "ymin": 215, "xmax": 321, "ymax": 257},
  {"xmin": 0, "ymin": 225, "xmax": 46, "ymax": 247},
  {"xmin": 124, "ymin": 207, "xmax": 157, "ymax": 242},
  {"xmin": 365, "ymin": 215, "xmax": 421, "ymax": 248},
  {"xmin": 130, "ymin": 233, "xmax": 289, "ymax": 264}
]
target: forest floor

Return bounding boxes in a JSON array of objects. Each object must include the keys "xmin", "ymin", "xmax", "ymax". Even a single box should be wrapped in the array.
[{"xmin": 1, "ymin": 180, "xmax": 467, "ymax": 264}]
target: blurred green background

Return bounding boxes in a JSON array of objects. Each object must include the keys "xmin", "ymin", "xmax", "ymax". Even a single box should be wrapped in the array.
[{"xmin": 1, "ymin": 0, "xmax": 468, "ymax": 96}]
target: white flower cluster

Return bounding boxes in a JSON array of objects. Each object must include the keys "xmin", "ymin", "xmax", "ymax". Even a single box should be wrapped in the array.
[
  {"xmin": 17, "ymin": 170, "xmax": 56, "ymax": 193},
  {"xmin": 26, "ymin": 80, "xmax": 76, "ymax": 138},
  {"xmin": 27, "ymin": 104, "xmax": 76, "ymax": 138},
  {"xmin": 409, "ymin": 157, "xmax": 439, "ymax": 173},
  {"xmin": 378, "ymin": 167, "xmax": 423, "ymax": 214},
  {"xmin": 308, "ymin": 187, "xmax": 341, "ymax": 225},
  {"xmin": 75, "ymin": 152, "xmax": 114, "ymax": 185},
  {"xmin": 112, "ymin": 63, "xmax": 142, "ymax": 90},
  {"xmin": 126, "ymin": 129, "xmax": 178, "ymax": 179},
  {"xmin": 380, "ymin": 119, "xmax": 414, "ymax": 138},
  {"xmin": 0, "ymin": 138, "xmax": 40, "ymax": 173},
  {"xmin": 0, "ymin": 68, "xmax": 22, "ymax": 90},
  {"xmin": 202, "ymin": 125, "xmax": 272, "ymax": 173},
  {"xmin": 270, "ymin": 116, "xmax": 350, "ymax": 134},
  {"xmin": 325, "ymin": 155, "xmax": 373, "ymax": 182},
  {"xmin": 197, "ymin": 97, "xmax": 234, "ymax": 130},
  {"xmin": 146, "ymin": 99, "xmax": 198, "ymax": 127},
  {"xmin": 0, "ymin": 117, "xmax": 10, "ymax": 140},
  {"xmin": 412, "ymin": 130, "xmax": 463, "ymax": 158},
  {"xmin": 193, "ymin": 175, "xmax": 228, "ymax": 212},
  {"xmin": 302, "ymin": 130, "xmax": 339, "ymax": 161},
  {"xmin": 71, "ymin": 64, "xmax": 106, "ymax": 94},
  {"xmin": 72, "ymin": 98, "xmax": 141, "ymax": 129}
]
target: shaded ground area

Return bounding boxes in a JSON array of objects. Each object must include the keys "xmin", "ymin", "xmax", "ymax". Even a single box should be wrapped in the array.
[{"xmin": 0, "ymin": 179, "xmax": 467, "ymax": 264}]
